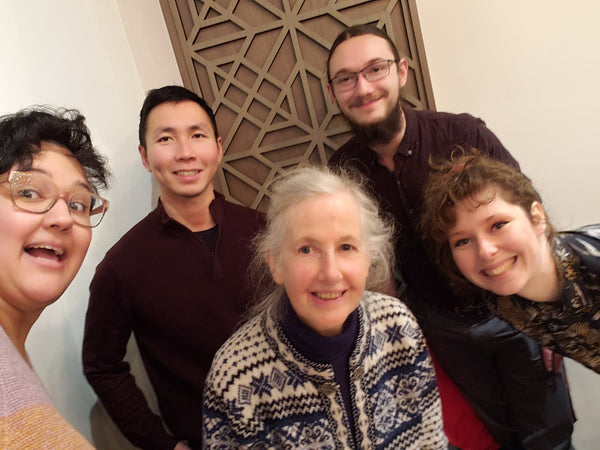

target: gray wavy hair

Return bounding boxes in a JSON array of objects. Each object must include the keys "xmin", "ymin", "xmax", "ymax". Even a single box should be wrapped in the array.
[{"xmin": 248, "ymin": 165, "xmax": 394, "ymax": 320}]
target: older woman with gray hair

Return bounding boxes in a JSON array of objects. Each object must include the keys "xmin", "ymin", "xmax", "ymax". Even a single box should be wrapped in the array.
[{"xmin": 202, "ymin": 166, "xmax": 446, "ymax": 449}]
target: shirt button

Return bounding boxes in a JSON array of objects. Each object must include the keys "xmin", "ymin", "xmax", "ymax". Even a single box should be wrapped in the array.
[
  {"xmin": 351, "ymin": 366, "xmax": 364, "ymax": 381},
  {"xmin": 407, "ymin": 149, "xmax": 413, "ymax": 156}
]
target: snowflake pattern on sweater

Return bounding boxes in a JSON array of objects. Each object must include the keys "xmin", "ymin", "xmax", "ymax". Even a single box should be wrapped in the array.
[{"xmin": 203, "ymin": 291, "xmax": 447, "ymax": 449}]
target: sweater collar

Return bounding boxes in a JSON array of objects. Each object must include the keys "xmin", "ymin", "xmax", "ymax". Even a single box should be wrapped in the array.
[
  {"xmin": 396, "ymin": 105, "xmax": 418, "ymax": 156},
  {"xmin": 156, "ymin": 191, "xmax": 226, "ymax": 228},
  {"xmin": 281, "ymin": 298, "xmax": 358, "ymax": 363}
]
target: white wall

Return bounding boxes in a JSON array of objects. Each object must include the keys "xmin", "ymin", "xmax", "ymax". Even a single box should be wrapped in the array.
[
  {"xmin": 416, "ymin": 1, "xmax": 600, "ymax": 447},
  {"xmin": 416, "ymin": 0, "xmax": 600, "ymax": 229},
  {"xmin": 116, "ymin": 0, "xmax": 183, "ymax": 92}
]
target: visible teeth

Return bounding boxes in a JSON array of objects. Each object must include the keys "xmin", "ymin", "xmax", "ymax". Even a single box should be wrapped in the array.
[
  {"xmin": 32, "ymin": 245, "xmax": 63, "ymax": 256},
  {"xmin": 176, "ymin": 170, "xmax": 198, "ymax": 176},
  {"xmin": 484, "ymin": 258, "xmax": 514, "ymax": 277},
  {"xmin": 315, "ymin": 292, "xmax": 342, "ymax": 300}
]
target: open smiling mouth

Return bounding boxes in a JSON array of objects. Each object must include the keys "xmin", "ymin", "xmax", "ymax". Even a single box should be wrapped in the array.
[
  {"xmin": 175, "ymin": 170, "xmax": 200, "ymax": 176},
  {"xmin": 25, "ymin": 245, "xmax": 66, "ymax": 262},
  {"xmin": 483, "ymin": 257, "xmax": 516, "ymax": 277}
]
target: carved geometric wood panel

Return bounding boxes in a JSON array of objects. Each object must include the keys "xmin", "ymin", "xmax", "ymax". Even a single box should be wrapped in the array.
[{"xmin": 160, "ymin": 0, "xmax": 435, "ymax": 210}]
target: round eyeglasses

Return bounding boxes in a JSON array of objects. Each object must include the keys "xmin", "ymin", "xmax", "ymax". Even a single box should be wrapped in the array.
[
  {"xmin": 330, "ymin": 59, "xmax": 397, "ymax": 93},
  {"xmin": 1, "ymin": 170, "xmax": 109, "ymax": 228}
]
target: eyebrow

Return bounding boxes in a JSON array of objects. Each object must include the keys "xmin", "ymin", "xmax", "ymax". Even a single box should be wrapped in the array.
[
  {"xmin": 448, "ymin": 229, "xmax": 466, "ymax": 240},
  {"xmin": 448, "ymin": 213, "xmax": 507, "ymax": 239},
  {"xmin": 24, "ymin": 167, "xmax": 92, "ymax": 192},
  {"xmin": 153, "ymin": 123, "xmax": 211, "ymax": 136},
  {"xmin": 293, "ymin": 235, "xmax": 362, "ymax": 246}
]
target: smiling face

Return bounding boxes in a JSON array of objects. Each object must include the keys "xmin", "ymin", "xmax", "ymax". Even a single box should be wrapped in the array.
[
  {"xmin": 327, "ymin": 34, "xmax": 407, "ymax": 129},
  {"xmin": 139, "ymin": 100, "xmax": 223, "ymax": 206},
  {"xmin": 448, "ymin": 189, "xmax": 551, "ymax": 298},
  {"xmin": 267, "ymin": 191, "xmax": 371, "ymax": 337},
  {"xmin": 0, "ymin": 142, "xmax": 92, "ymax": 317}
]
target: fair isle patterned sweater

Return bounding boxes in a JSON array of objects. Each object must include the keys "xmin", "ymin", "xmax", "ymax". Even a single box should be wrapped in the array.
[
  {"xmin": 0, "ymin": 325, "xmax": 92, "ymax": 449},
  {"xmin": 202, "ymin": 291, "xmax": 447, "ymax": 449}
]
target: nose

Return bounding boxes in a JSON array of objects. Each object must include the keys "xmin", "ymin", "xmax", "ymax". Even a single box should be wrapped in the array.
[
  {"xmin": 44, "ymin": 198, "xmax": 75, "ymax": 230},
  {"xmin": 477, "ymin": 237, "xmax": 498, "ymax": 259},
  {"xmin": 354, "ymin": 73, "xmax": 374, "ymax": 95},
  {"xmin": 318, "ymin": 251, "xmax": 343, "ymax": 282},
  {"xmin": 175, "ymin": 139, "xmax": 195, "ymax": 160}
]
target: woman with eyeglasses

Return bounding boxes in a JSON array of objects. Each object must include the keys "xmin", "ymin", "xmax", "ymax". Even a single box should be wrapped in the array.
[{"xmin": 0, "ymin": 107, "xmax": 109, "ymax": 448}]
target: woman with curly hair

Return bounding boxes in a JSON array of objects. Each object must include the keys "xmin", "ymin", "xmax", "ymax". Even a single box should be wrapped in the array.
[
  {"xmin": 422, "ymin": 150, "xmax": 600, "ymax": 373},
  {"xmin": 0, "ymin": 106, "xmax": 110, "ymax": 447}
]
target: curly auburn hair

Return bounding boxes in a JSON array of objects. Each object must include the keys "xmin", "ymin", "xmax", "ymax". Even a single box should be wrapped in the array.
[{"xmin": 420, "ymin": 148, "xmax": 553, "ymax": 284}]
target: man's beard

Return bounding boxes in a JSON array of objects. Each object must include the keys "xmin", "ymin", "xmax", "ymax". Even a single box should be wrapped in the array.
[{"xmin": 344, "ymin": 96, "xmax": 402, "ymax": 145}]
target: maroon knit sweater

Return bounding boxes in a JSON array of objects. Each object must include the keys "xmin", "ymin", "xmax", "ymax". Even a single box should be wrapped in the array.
[{"xmin": 83, "ymin": 193, "xmax": 263, "ymax": 449}]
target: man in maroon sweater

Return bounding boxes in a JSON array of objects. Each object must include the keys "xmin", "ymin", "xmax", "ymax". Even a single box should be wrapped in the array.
[{"xmin": 82, "ymin": 86, "xmax": 263, "ymax": 450}]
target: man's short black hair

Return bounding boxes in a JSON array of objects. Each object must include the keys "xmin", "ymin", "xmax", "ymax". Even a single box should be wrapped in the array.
[
  {"xmin": 0, "ymin": 106, "xmax": 109, "ymax": 192},
  {"xmin": 138, "ymin": 85, "xmax": 219, "ymax": 148},
  {"xmin": 327, "ymin": 23, "xmax": 401, "ymax": 81}
]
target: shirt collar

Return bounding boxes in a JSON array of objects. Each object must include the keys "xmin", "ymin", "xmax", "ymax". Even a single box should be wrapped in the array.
[
  {"xmin": 396, "ymin": 105, "xmax": 418, "ymax": 156},
  {"xmin": 281, "ymin": 298, "xmax": 358, "ymax": 363},
  {"xmin": 157, "ymin": 191, "xmax": 226, "ymax": 227}
]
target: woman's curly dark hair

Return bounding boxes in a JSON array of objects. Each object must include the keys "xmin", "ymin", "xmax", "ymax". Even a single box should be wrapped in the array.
[
  {"xmin": 421, "ymin": 148, "xmax": 553, "ymax": 285},
  {"xmin": 0, "ymin": 106, "xmax": 110, "ymax": 191}
]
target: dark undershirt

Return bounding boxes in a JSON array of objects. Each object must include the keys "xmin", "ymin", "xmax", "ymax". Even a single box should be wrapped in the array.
[
  {"xmin": 281, "ymin": 300, "xmax": 358, "ymax": 444},
  {"xmin": 194, "ymin": 225, "xmax": 218, "ymax": 252}
]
